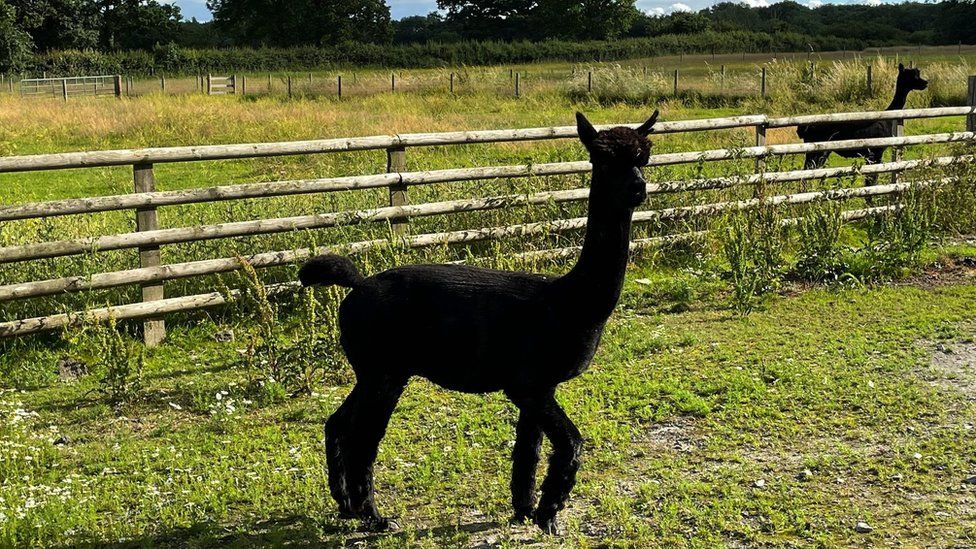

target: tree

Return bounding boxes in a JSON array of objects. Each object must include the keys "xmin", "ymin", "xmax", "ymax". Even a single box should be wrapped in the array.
[
  {"xmin": 100, "ymin": 0, "xmax": 183, "ymax": 50},
  {"xmin": 393, "ymin": 12, "xmax": 459, "ymax": 43},
  {"xmin": 6, "ymin": 0, "xmax": 100, "ymax": 51},
  {"xmin": 532, "ymin": 0, "xmax": 639, "ymax": 40},
  {"xmin": 436, "ymin": 0, "xmax": 536, "ymax": 40},
  {"xmin": 208, "ymin": 0, "xmax": 392, "ymax": 47},
  {"xmin": 0, "ymin": 0, "xmax": 32, "ymax": 72}
]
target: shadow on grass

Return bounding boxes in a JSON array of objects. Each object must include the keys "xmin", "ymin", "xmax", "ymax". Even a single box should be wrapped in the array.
[{"xmin": 58, "ymin": 515, "xmax": 504, "ymax": 548}]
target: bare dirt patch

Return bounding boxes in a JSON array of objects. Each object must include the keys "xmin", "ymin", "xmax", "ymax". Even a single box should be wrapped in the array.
[
  {"xmin": 643, "ymin": 416, "xmax": 701, "ymax": 454},
  {"xmin": 900, "ymin": 256, "xmax": 976, "ymax": 290},
  {"xmin": 925, "ymin": 339, "xmax": 976, "ymax": 401}
]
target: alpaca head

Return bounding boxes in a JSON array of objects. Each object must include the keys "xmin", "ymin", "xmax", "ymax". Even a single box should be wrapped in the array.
[
  {"xmin": 576, "ymin": 110, "xmax": 659, "ymax": 210},
  {"xmin": 896, "ymin": 63, "xmax": 928, "ymax": 92}
]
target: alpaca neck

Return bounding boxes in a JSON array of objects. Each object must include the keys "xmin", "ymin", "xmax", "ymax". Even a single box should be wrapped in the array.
[
  {"xmin": 886, "ymin": 83, "xmax": 912, "ymax": 111},
  {"xmin": 556, "ymin": 185, "xmax": 634, "ymax": 323}
]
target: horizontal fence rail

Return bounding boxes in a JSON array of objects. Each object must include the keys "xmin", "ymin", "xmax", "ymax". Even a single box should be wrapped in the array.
[
  {"xmin": 1, "ymin": 107, "xmax": 973, "ymax": 174},
  {"xmin": 0, "ymin": 203, "xmax": 907, "ymax": 338},
  {"xmin": 1, "ymin": 95, "xmax": 975, "ymax": 341}
]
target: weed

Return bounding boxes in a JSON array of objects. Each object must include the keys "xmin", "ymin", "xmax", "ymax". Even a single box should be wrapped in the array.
[
  {"xmin": 280, "ymin": 286, "xmax": 351, "ymax": 393},
  {"xmin": 863, "ymin": 188, "xmax": 937, "ymax": 280},
  {"xmin": 64, "ymin": 317, "xmax": 144, "ymax": 404},
  {"xmin": 721, "ymin": 204, "xmax": 788, "ymax": 314},
  {"xmin": 795, "ymin": 201, "xmax": 848, "ymax": 282}
]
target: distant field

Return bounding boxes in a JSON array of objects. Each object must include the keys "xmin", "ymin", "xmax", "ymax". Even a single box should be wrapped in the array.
[
  {"xmin": 1, "ymin": 51, "xmax": 975, "ymax": 548},
  {"xmin": 6, "ymin": 44, "xmax": 975, "ymax": 104}
]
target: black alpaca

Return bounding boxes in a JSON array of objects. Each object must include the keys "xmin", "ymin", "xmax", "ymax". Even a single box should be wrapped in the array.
[
  {"xmin": 298, "ymin": 110, "xmax": 660, "ymax": 534},
  {"xmin": 797, "ymin": 64, "xmax": 927, "ymax": 171}
]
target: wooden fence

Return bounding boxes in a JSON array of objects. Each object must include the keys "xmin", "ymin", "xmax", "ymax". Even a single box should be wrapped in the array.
[
  {"xmin": 0, "ymin": 56, "xmax": 954, "ymax": 102},
  {"xmin": 1, "ymin": 85, "xmax": 976, "ymax": 343}
]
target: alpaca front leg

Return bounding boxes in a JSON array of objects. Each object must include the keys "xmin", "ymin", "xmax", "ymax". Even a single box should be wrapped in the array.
[
  {"xmin": 511, "ymin": 411, "xmax": 543, "ymax": 523},
  {"xmin": 511, "ymin": 393, "xmax": 583, "ymax": 534},
  {"xmin": 343, "ymin": 377, "xmax": 407, "ymax": 532}
]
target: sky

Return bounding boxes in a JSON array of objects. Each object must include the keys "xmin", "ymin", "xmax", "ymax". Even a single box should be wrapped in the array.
[{"xmin": 172, "ymin": 0, "xmax": 893, "ymax": 23}]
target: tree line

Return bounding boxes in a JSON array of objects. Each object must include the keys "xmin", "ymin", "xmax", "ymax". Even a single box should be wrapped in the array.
[{"xmin": 1, "ymin": 0, "xmax": 974, "ymax": 73}]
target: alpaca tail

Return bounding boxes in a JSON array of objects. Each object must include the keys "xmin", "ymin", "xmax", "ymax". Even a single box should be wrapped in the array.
[{"xmin": 299, "ymin": 255, "xmax": 364, "ymax": 288}]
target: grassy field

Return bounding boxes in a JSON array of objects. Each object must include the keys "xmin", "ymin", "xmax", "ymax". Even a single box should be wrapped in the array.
[
  {"xmin": 2, "ymin": 258, "xmax": 976, "ymax": 547},
  {"xmin": 1, "ymin": 52, "xmax": 976, "ymax": 547}
]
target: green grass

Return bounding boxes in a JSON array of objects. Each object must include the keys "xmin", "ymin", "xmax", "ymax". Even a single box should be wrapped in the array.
[
  {"xmin": 1, "ymin": 262, "xmax": 975, "ymax": 547},
  {"xmin": 2, "ymin": 53, "xmax": 976, "ymax": 547}
]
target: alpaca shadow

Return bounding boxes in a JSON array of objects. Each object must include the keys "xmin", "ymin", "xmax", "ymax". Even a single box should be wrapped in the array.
[
  {"xmin": 56, "ymin": 515, "xmax": 346, "ymax": 548},
  {"xmin": 342, "ymin": 519, "xmax": 502, "ymax": 547},
  {"xmin": 53, "ymin": 516, "xmax": 503, "ymax": 548}
]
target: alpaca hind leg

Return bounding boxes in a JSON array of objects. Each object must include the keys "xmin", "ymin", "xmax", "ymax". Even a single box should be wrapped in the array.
[
  {"xmin": 510, "ymin": 409, "xmax": 543, "ymax": 523},
  {"xmin": 324, "ymin": 384, "xmax": 363, "ymax": 518},
  {"xmin": 804, "ymin": 151, "xmax": 829, "ymax": 170},
  {"xmin": 866, "ymin": 148, "xmax": 885, "ymax": 187},
  {"xmin": 511, "ymin": 392, "xmax": 583, "ymax": 534},
  {"xmin": 863, "ymin": 148, "xmax": 885, "ymax": 206},
  {"xmin": 343, "ymin": 375, "xmax": 408, "ymax": 531}
]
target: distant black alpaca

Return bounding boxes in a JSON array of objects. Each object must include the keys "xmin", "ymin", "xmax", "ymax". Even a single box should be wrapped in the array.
[
  {"xmin": 797, "ymin": 64, "xmax": 928, "ymax": 172},
  {"xmin": 299, "ymin": 110, "xmax": 660, "ymax": 534}
]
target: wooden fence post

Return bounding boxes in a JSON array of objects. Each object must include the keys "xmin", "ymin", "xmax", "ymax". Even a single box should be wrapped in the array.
[
  {"xmin": 450, "ymin": 72, "xmax": 454, "ymax": 94},
  {"xmin": 721, "ymin": 64, "xmax": 726, "ymax": 93},
  {"xmin": 338, "ymin": 75, "xmax": 342, "ymax": 99},
  {"xmin": 287, "ymin": 76, "xmax": 292, "ymax": 98},
  {"xmin": 160, "ymin": 75, "xmax": 165, "ymax": 93},
  {"xmin": 387, "ymin": 146, "xmax": 408, "ymax": 235},
  {"xmin": 760, "ymin": 67, "xmax": 767, "ymax": 98},
  {"xmin": 588, "ymin": 71, "xmax": 592, "ymax": 93},
  {"xmin": 267, "ymin": 74, "xmax": 272, "ymax": 92},
  {"xmin": 241, "ymin": 75, "xmax": 247, "ymax": 95},
  {"xmin": 133, "ymin": 163, "xmax": 165, "ymax": 347},
  {"xmin": 967, "ymin": 76, "xmax": 976, "ymax": 133},
  {"xmin": 61, "ymin": 79, "xmax": 68, "ymax": 102},
  {"xmin": 891, "ymin": 118, "xmax": 904, "ymax": 186},
  {"xmin": 866, "ymin": 65, "xmax": 873, "ymax": 97},
  {"xmin": 754, "ymin": 123, "xmax": 767, "ymax": 182},
  {"xmin": 207, "ymin": 74, "xmax": 212, "ymax": 95},
  {"xmin": 233, "ymin": 75, "xmax": 239, "ymax": 94},
  {"xmin": 114, "ymin": 75, "xmax": 122, "ymax": 98},
  {"xmin": 391, "ymin": 73, "xmax": 396, "ymax": 92},
  {"xmin": 673, "ymin": 69, "xmax": 679, "ymax": 96}
]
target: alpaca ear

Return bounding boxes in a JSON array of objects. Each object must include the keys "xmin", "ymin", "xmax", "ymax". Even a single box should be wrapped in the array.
[
  {"xmin": 636, "ymin": 109, "xmax": 660, "ymax": 137},
  {"xmin": 898, "ymin": 63, "xmax": 905, "ymax": 72},
  {"xmin": 576, "ymin": 112, "xmax": 598, "ymax": 150}
]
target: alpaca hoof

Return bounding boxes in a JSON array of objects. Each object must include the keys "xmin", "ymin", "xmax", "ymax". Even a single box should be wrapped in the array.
[
  {"xmin": 534, "ymin": 514, "xmax": 560, "ymax": 535},
  {"xmin": 361, "ymin": 516, "xmax": 399, "ymax": 533}
]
